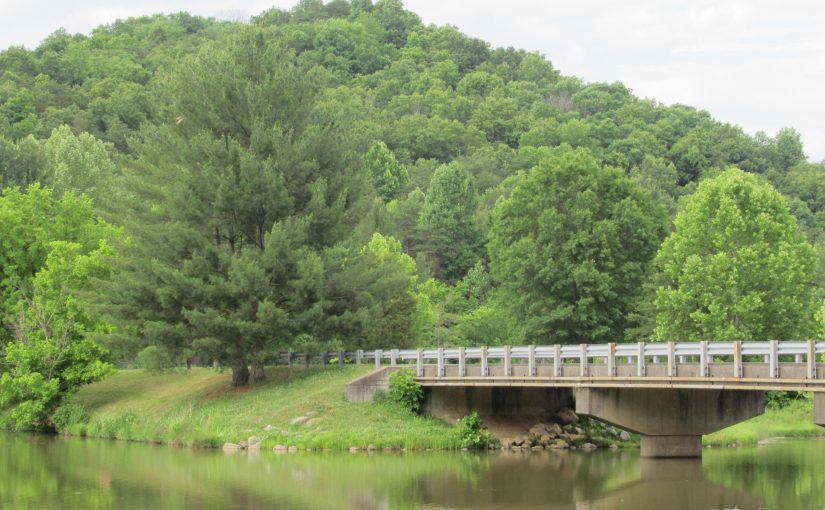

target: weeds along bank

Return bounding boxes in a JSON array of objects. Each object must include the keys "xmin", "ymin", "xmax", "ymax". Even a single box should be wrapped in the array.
[{"xmin": 56, "ymin": 366, "xmax": 824, "ymax": 451}]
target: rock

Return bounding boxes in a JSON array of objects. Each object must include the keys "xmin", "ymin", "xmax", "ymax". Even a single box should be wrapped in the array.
[
  {"xmin": 574, "ymin": 427, "xmax": 584, "ymax": 435},
  {"xmin": 222, "ymin": 442, "xmax": 243, "ymax": 452},
  {"xmin": 531, "ymin": 445, "xmax": 544, "ymax": 451},
  {"xmin": 609, "ymin": 444, "xmax": 620, "ymax": 450},
  {"xmin": 529, "ymin": 426, "xmax": 546, "ymax": 436},
  {"xmin": 607, "ymin": 427, "xmax": 619, "ymax": 437},
  {"xmin": 557, "ymin": 408, "xmax": 579, "ymax": 425},
  {"xmin": 238, "ymin": 441, "xmax": 248, "ymax": 449},
  {"xmin": 566, "ymin": 434, "xmax": 585, "ymax": 442},
  {"xmin": 305, "ymin": 419, "xmax": 316, "ymax": 427},
  {"xmin": 349, "ymin": 446, "xmax": 360, "ymax": 452},
  {"xmin": 619, "ymin": 431, "xmax": 631, "ymax": 442},
  {"xmin": 521, "ymin": 444, "xmax": 532, "ymax": 450},
  {"xmin": 562, "ymin": 424, "xmax": 574, "ymax": 433},
  {"xmin": 263, "ymin": 425, "xmax": 274, "ymax": 431},
  {"xmin": 546, "ymin": 423, "xmax": 563, "ymax": 436},
  {"xmin": 247, "ymin": 436, "xmax": 261, "ymax": 446},
  {"xmin": 581, "ymin": 443, "xmax": 597, "ymax": 450},
  {"xmin": 539, "ymin": 434, "xmax": 552, "ymax": 445},
  {"xmin": 290, "ymin": 416, "xmax": 309, "ymax": 425},
  {"xmin": 287, "ymin": 446, "xmax": 298, "ymax": 452},
  {"xmin": 513, "ymin": 438, "xmax": 524, "ymax": 446},
  {"xmin": 273, "ymin": 444, "xmax": 287, "ymax": 452},
  {"xmin": 548, "ymin": 439, "xmax": 568, "ymax": 450},
  {"xmin": 367, "ymin": 444, "xmax": 376, "ymax": 451},
  {"xmin": 248, "ymin": 442, "xmax": 262, "ymax": 451}
]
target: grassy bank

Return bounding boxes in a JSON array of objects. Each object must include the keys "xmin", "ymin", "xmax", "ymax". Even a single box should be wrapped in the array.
[
  {"xmin": 66, "ymin": 366, "xmax": 461, "ymax": 450},
  {"xmin": 704, "ymin": 398, "xmax": 825, "ymax": 447},
  {"xmin": 64, "ymin": 366, "xmax": 825, "ymax": 451}
]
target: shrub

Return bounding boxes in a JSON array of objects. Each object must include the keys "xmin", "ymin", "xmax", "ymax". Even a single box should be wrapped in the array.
[
  {"xmin": 388, "ymin": 369, "xmax": 423, "ymax": 413},
  {"xmin": 50, "ymin": 402, "xmax": 88, "ymax": 431},
  {"xmin": 456, "ymin": 412, "xmax": 493, "ymax": 449},
  {"xmin": 137, "ymin": 345, "xmax": 175, "ymax": 372}
]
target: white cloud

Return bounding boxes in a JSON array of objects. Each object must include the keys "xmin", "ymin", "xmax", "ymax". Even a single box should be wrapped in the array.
[{"xmin": 1, "ymin": 0, "xmax": 824, "ymax": 160}]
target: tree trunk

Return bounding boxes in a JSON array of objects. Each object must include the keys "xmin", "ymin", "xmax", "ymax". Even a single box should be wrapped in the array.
[
  {"xmin": 251, "ymin": 363, "xmax": 266, "ymax": 384},
  {"xmin": 231, "ymin": 363, "xmax": 250, "ymax": 387}
]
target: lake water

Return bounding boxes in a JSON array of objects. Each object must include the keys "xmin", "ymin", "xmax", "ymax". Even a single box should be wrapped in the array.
[{"xmin": 1, "ymin": 433, "xmax": 822, "ymax": 509}]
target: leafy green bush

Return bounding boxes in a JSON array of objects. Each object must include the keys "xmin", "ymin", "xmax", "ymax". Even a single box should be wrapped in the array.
[
  {"xmin": 766, "ymin": 391, "xmax": 809, "ymax": 410},
  {"xmin": 137, "ymin": 345, "xmax": 175, "ymax": 372},
  {"xmin": 388, "ymin": 369, "xmax": 423, "ymax": 413},
  {"xmin": 51, "ymin": 402, "xmax": 88, "ymax": 431},
  {"xmin": 456, "ymin": 412, "xmax": 493, "ymax": 449}
]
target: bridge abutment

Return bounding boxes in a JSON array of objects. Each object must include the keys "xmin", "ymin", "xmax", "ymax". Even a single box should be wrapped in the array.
[
  {"xmin": 815, "ymin": 393, "xmax": 825, "ymax": 427},
  {"xmin": 575, "ymin": 388, "xmax": 765, "ymax": 458}
]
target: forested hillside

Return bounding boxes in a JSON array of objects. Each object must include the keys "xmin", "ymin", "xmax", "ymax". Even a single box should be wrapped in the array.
[{"xmin": 1, "ymin": 0, "xmax": 824, "ymax": 427}]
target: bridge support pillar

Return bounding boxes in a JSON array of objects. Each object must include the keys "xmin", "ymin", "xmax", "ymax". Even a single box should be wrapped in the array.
[
  {"xmin": 575, "ymin": 388, "xmax": 765, "ymax": 458},
  {"xmin": 815, "ymin": 393, "xmax": 825, "ymax": 427}
]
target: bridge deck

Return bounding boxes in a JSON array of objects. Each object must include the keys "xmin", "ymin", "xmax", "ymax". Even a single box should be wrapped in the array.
[{"xmin": 291, "ymin": 341, "xmax": 825, "ymax": 392}]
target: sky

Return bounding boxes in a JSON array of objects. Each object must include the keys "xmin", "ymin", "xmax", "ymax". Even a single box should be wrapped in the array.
[{"xmin": 1, "ymin": 0, "xmax": 823, "ymax": 161}]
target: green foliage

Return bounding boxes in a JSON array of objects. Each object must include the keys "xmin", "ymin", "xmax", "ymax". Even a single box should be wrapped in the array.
[
  {"xmin": 489, "ymin": 146, "xmax": 668, "ymax": 343},
  {"xmin": 655, "ymin": 168, "xmax": 818, "ymax": 340},
  {"xmin": 50, "ymin": 402, "xmax": 88, "ymax": 430},
  {"xmin": 765, "ymin": 391, "xmax": 809, "ymax": 410},
  {"xmin": 388, "ymin": 368, "xmax": 423, "ymax": 413},
  {"xmin": 417, "ymin": 163, "xmax": 483, "ymax": 283},
  {"xmin": 365, "ymin": 141, "xmax": 409, "ymax": 201},
  {"xmin": 137, "ymin": 345, "xmax": 175, "ymax": 372},
  {"xmin": 455, "ymin": 412, "xmax": 492, "ymax": 449}
]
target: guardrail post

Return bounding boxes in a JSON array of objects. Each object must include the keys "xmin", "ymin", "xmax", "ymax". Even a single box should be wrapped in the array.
[
  {"xmin": 338, "ymin": 350, "xmax": 344, "ymax": 366},
  {"xmin": 504, "ymin": 345, "xmax": 512, "ymax": 377},
  {"xmin": 796, "ymin": 354, "xmax": 803, "ymax": 364},
  {"xmin": 481, "ymin": 346, "xmax": 489, "ymax": 377},
  {"xmin": 553, "ymin": 344, "xmax": 561, "ymax": 377},
  {"xmin": 667, "ymin": 342, "xmax": 675, "ymax": 377},
  {"xmin": 374, "ymin": 349, "xmax": 382, "ymax": 369},
  {"xmin": 607, "ymin": 342, "xmax": 616, "ymax": 377},
  {"xmin": 437, "ymin": 347, "xmax": 445, "ymax": 377},
  {"xmin": 416, "ymin": 348, "xmax": 424, "ymax": 377},
  {"xmin": 321, "ymin": 352, "xmax": 328, "ymax": 367},
  {"xmin": 458, "ymin": 347, "xmax": 466, "ymax": 377},
  {"xmin": 808, "ymin": 340, "xmax": 817, "ymax": 379},
  {"xmin": 770, "ymin": 340, "xmax": 778, "ymax": 378},
  {"xmin": 637, "ymin": 342, "xmax": 645, "ymax": 377},
  {"xmin": 700, "ymin": 341, "xmax": 708, "ymax": 377},
  {"xmin": 734, "ymin": 341, "xmax": 742, "ymax": 378},
  {"xmin": 580, "ymin": 344, "xmax": 588, "ymax": 377},
  {"xmin": 528, "ymin": 345, "xmax": 536, "ymax": 377},
  {"xmin": 356, "ymin": 349, "xmax": 363, "ymax": 365},
  {"xmin": 390, "ymin": 349, "xmax": 398, "ymax": 366},
  {"xmin": 287, "ymin": 351, "xmax": 294, "ymax": 368}
]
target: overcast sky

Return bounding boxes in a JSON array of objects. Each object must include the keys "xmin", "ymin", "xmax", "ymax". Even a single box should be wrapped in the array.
[{"xmin": 2, "ymin": 0, "xmax": 823, "ymax": 161}]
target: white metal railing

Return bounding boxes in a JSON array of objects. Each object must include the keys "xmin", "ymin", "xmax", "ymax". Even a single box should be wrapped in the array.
[{"xmin": 276, "ymin": 341, "xmax": 824, "ymax": 380}]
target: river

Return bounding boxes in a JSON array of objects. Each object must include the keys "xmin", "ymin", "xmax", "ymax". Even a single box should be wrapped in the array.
[{"xmin": 1, "ymin": 433, "xmax": 822, "ymax": 509}]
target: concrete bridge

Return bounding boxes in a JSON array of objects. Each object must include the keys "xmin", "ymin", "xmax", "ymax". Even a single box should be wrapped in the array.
[{"xmin": 338, "ymin": 341, "xmax": 825, "ymax": 458}]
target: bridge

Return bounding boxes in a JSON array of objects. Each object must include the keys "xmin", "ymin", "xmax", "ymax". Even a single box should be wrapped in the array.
[{"xmin": 335, "ymin": 341, "xmax": 825, "ymax": 458}]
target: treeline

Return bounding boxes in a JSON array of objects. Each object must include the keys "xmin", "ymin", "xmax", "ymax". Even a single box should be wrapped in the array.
[{"xmin": 0, "ymin": 0, "xmax": 824, "ymax": 427}]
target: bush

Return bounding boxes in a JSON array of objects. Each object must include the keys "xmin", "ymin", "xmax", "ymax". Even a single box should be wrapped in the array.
[
  {"xmin": 456, "ymin": 412, "xmax": 493, "ymax": 449},
  {"xmin": 137, "ymin": 345, "xmax": 175, "ymax": 372},
  {"xmin": 766, "ymin": 391, "xmax": 809, "ymax": 410},
  {"xmin": 388, "ymin": 369, "xmax": 423, "ymax": 413},
  {"xmin": 50, "ymin": 402, "xmax": 88, "ymax": 431}
]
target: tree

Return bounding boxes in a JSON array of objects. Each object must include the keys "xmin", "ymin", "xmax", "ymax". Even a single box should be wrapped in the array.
[
  {"xmin": 365, "ymin": 140, "xmax": 408, "ymax": 201},
  {"xmin": 655, "ymin": 168, "xmax": 818, "ymax": 341},
  {"xmin": 417, "ymin": 163, "xmax": 483, "ymax": 283},
  {"xmin": 105, "ymin": 29, "xmax": 370, "ymax": 386},
  {"xmin": 41, "ymin": 125, "xmax": 117, "ymax": 203},
  {"xmin": 488, "ymin": 146, "xmax": 667, "ymax": 343}
]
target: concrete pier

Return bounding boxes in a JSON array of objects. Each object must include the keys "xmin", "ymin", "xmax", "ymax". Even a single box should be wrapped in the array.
[{"xmin": 575, "ymin": 388, "xmax": 765, "ymax": 457}]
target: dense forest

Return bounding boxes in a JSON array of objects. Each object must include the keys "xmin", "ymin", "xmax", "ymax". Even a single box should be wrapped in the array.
[{"xmin": 1, "ymin": 0, "xmax": 824, "ymax": 428}]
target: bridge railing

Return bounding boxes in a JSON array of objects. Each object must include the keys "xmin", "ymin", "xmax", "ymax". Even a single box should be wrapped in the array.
[{"xmin": 273, "ymin": 340, "xmax": 825, "ymax": 381}]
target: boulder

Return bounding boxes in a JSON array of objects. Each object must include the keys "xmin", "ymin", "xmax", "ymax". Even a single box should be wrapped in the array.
[
  {"xmin": 239, "ymin": 441, "xmax": 248, "ymax": 449},
  {"xmin": 263, "ymin": 425, "xmax": 274, "ymax": 431},
  {"xmin": 247, "ymin": 436, "xmax": 261, "ymax": 446},
  {"xmin": 273, "ymin": 444, "xmax": 287, "ymax": 452},
  {"xmin": 349, "ymin": 446, "xmax": 360, "ymax": 452},
  {"xmin": 557, "ymin": 408, "xmax": 579, "ymax": 425},
  {"xmin": 290, "ymin": 416, "xmax": 309, "ymax": 425},
  {"xmin": 574, "ymin": 427, "xmax": 584, "ymax": 435},
  {"xmin": 539, "ymin": 434, "xmax": 552, "ymax": 445},
  {"xmin": 548, "ymin": 439, "xmax": 568, "ymax": 450},
  {"xmin": 287, "ymin": 446, "xmax": 298, "ymax": 452},
  {"xmin": 609, "ymin": 444, "xmax": 620, "ymax": 450},
  {"xmin": 580, "ymin": 443, "xmax": 597, "ymax": 450},
  {"xmin": 619, "ymin": 431, "xmax": 631, "ymax": 442},
  {"xmin": 531, "ymin": 445, "xmax": 544, "ymax": 451},
  {"xmin": 513, "ymin": 438, "xmax": 524, "ymax": 446},
  {"xmin": 546, "ymin": 423, "xmax": 563, "ymax": 436},
  {"xmin": 222, "ymin": 442, "xmax": 243, "ymax": 452}
]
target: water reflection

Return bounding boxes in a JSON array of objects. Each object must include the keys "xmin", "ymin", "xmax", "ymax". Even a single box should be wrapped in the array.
[{"xmin": 1, "ymin": 433, "xmax": 823, "ymax": 509}]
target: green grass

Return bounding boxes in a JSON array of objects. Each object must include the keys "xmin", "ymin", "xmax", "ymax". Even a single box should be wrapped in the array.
[
  {"xmin": 704, "ymin": 398, "xmax": 825, "ymax": 447},
  {"xmin": 67, "ymin": 366, "xmax": 461, "ymax": 450}
]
